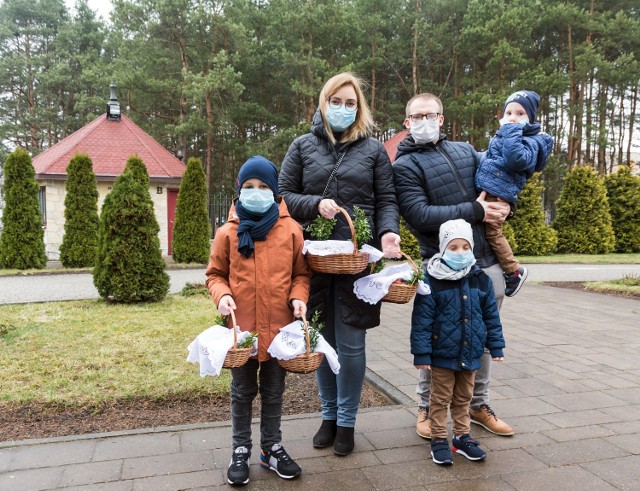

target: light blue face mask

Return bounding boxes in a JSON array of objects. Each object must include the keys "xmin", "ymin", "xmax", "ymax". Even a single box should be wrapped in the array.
[
  {"xmin": 239, "ymin": 188, "xmax": 275, "ymax": 214},
  {"xmin": 442, "ymin": 250, "xmax": 475, "ymax": 271},
  {"xmin": 326, "ymin": 105, "xmax": 357, "ymax": 132}
]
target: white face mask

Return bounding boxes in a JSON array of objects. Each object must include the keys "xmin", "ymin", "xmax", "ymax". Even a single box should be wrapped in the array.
[
  {"xmin": 410, "ymin": 119, "xmax": 440, "ymax": 144},
  {"xmin": 499, "ymin": 116, "xmax": 529, "ymax": 127}
]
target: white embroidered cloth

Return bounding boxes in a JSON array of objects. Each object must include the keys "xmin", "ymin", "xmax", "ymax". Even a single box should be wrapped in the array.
[
  {"xmin": 186, "ymin": 325, "xmax": 258, "ymax": 377},
  {"xmin": 303, "ymin": 240, "xmax": 356, "ymax": 256},
  {"xmin": 353, "ymin": 262, "xmax": 431, "ymax": 305},
  {"xmin": 267, "ymin": 320, "xmax": 340, "ymax": 374}
]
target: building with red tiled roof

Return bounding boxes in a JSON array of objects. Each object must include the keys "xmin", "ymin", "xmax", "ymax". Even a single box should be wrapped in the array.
[
  {"xmin": 32, "ymin": 90, "xmax": 186, "ymax": 259},
  {"xmin": 383, "ymin": 129, "xmax": 408, "ymax": 163}
]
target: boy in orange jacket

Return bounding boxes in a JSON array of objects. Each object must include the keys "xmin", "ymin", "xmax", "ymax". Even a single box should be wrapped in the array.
[{"xmin": 205, "ymin": 155, "xmax": 311, "ymax": 486}]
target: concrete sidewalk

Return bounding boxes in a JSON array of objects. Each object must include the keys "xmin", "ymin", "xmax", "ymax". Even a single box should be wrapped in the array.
[{"xmin": 1, "ymin": 284, "xmax": 639, "ymax": 490}]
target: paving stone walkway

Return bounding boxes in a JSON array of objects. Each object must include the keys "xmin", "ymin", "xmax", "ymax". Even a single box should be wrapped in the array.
[{"xmin": 1, "ymin": 282, "xmax": 639, "ymax": 490}]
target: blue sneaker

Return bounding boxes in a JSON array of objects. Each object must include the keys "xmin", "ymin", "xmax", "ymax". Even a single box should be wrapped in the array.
[
  {"xmin": 430, "ymin": 438, "xmax": 453, "ymax": 465},
  {"xmin": 260, "ymin": 444, "xmax": 301, "ymax": 479},
  {"xmin": 504, "ymin": 266, "xmax": 528, "ymax": 297},
  {"xmin": 451, "ymin": 434, "xmax": 487, "ymax": 461}
]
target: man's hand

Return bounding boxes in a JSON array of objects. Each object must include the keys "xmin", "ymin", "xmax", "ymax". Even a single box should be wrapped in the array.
[
  {"xmin": 217, "ymin": 295, "xmax": 236, "ymax": 316},
  {"xmin": 415, "ymin": 365, "xmax": 431, "ymax": 370},
  {"xmin": 476, "ymin": 191, "xmax": 510, "ymax": 224},
  {"xmin": 318, "ymin": 199, "xmax": 340, "ymax": 219},
  {"xmin": 381, "ymin": 232, "xmax": 401, "ymax": 258}
]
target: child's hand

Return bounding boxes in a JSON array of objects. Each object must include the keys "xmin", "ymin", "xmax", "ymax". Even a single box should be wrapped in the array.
[
  {"xmin": 291, "ymin": 299, "xmax": 307, "ymax": 318},
  {"xmin": 218, "ymin": 295, "xmax": 236, "ymax": 316},
  {"xmin": 492, "ymin": 357, "xmax": 504, "ymax": 362},
  {"xmin": 415, "ymin": 365, "xmax": 431, "ymax": 370}
]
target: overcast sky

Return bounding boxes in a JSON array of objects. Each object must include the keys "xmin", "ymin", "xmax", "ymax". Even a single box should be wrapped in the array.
[{"xmin": 65, "ymin": 0, "xmax": 113, "ymax": 21}]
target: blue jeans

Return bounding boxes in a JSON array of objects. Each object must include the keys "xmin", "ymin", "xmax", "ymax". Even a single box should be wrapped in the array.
[
  {"xmin": 417, "ymin": 263, "xmax": 505, "ymax": 409},
  {"xmin": 315, "ymin": 283, "xmax": 367, "ymax": 428}
]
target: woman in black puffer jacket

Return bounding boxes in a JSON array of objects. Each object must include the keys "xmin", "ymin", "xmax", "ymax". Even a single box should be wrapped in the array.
[{"xmin": 279, "ymin": 72, "xmax": 400, "ymax": 457}]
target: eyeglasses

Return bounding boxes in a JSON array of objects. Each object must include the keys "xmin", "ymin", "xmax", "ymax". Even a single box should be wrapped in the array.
[
  {"xmin": 409, "ymin": 113, "xmax": 441, "ymax": 122},
  {"xmin": 327, "ymin": 97, "xmax": 358, "ymax": 112}
]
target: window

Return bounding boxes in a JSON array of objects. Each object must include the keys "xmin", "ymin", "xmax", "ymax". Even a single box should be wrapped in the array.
[{"xmin": 38, "ymin": 186, "xmax": 47, "ymax": 226}]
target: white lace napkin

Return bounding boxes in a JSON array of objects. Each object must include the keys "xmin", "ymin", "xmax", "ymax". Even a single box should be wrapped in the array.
[
  {"xmin": 353, "ymin": 263, "xmax": 431, "ymax": 305},
  {"xmin": 267, "ymin": 320, "xmax": 340, "ymax": 374},
  {"xmin": 186, "ymin": 325, "xmax": 258, "ymax": 377}
]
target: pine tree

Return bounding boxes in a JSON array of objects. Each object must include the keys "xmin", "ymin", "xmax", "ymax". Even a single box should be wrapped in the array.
[
  {"xmin": 553, "ymin": 166, "xmax": 615, "ymax": 254},
  {"xmin": 0, "ymin": 149, "xmax": 46, "ymax": 269},
  {"xmin": 510, "ymin": 173, "xmax": 557, "ymax": 256},
  {"xmin": 604, "ymin": 165, "xmax": 640, "ymax": 253},
  {"xmin": 93, "ymin": 157, "xmax": 169, "ymax": 302},
  {"xmin": 59, "ymin": 154, "xmax": 99, "ymax": 267},
  {"xmin": 172, "ymin": 157, "xmax": 210, "ymax": 263}
]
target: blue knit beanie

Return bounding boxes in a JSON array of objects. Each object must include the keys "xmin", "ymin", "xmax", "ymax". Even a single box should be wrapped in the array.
[
  {"xmin": 237, "ymin": 155, "xmax": 279, "ymax": 195},
  {"xmin": 503, "ymin": 90, "xmax": 540, "ymax": 123}
]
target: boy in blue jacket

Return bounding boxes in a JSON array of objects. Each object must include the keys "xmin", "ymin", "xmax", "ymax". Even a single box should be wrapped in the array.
[
  {"xmin": 475, "ymin": 90, "xmax": 553, "ymax": 296},
  {"xmin": 411, "ymin": 219, "xmax": 505, "ymax": 465}
]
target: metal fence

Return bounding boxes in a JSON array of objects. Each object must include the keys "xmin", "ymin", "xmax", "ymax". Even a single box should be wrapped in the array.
[{"xmin": 208, "ymin": 191, "xmax": 234, "ymax": 236}]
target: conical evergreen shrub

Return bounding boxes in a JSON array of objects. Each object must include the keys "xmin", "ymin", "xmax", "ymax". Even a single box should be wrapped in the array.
[
  {"xmin": 0, "ymin": 149, "xmax": 46, "ymax": 269},
  {"xmin": 604, "ymin": 165, "xmax": 640, "ymax": 253},
  {"xmin": 399, "ymin": 218, "xmax": 421, "ymax": 260},
  {"xmin": 510, "ymin": 173, "xmax": 557, "ymax": 256},
  {"xmin": 59, "ymin": 154, "xmax": 100, "ymax": 267},
  {"xmin": 553, "ymin": 166, "xmax": 615, "ymax": 254},
  {"xmin": 172, "ymin": 157, "xmax": 210, "ymax": 263},
  {"xmin": 93, "ymin": 157, "xmax": 169, "ymax": 302},
  {"xmin": 124, "ymin": 155, "xmax": 150, "ymax": 187}
]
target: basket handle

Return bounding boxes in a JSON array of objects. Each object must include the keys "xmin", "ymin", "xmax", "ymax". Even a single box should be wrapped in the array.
[
  {"xmin": 229, "ymin": 309, "xmax": 238, "ymax": 347},
  {"xmin": 400, "ymin": 251, "xmax": 419, "ymax": 277},
  {"xmin": 302, "ymin": 317, "xmax": 312, "ymax": 355},
  {"xmin": 335, "ymin": 206, "xmax": 358, "ymax": 254}
]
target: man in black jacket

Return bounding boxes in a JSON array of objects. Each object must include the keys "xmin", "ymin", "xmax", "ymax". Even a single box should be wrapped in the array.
[{"xmin": 393, "ymin": 92, "xmax": 515, "ymax": 438}]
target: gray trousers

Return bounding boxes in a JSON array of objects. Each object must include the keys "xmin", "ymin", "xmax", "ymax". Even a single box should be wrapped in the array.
[
  {"xmin": 417, "ymin": 263, "xmax": 505, "ymax": 409},
  {"xmin": 231, "ymin": 357, "xmax": 286, "ymax": 452}
]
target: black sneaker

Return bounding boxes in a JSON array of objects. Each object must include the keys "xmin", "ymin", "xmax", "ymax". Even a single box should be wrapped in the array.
[
  {"xmin": 452, "ymin": 434, "xmax": 487, "ymax": 461},
  {"xmin": 504, "ymin": 266, "xmax": 528, "ymax": 297},
  {"xmin": 430, "ymin": 438, "xmax": 453, "ymax": 465},
  {"xmin": 227, "ymin": 446, "xmax": 250, "ymax": 486},
  {"xmin": 260, "ymin": 444, "xmax": 301, "ymax": 479}
]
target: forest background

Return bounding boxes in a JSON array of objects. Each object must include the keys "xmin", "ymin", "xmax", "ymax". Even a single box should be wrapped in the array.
[{"xmin": 1, "ymin": 0, "xmax": 639, "ymax": 221}]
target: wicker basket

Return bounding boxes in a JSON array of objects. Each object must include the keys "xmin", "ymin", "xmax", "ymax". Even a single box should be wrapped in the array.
[
  {"xmin": 222, "ymin": 310, "xmax": 253, "ymax": 369},
  {"xmin": 278, "ymin": 318, "xmax": 324, "ymax": 374},
  {"xmin": 306, "ymin": 207, "xmax": 370, "ymax": 275},
  {"xmin": 382, "ymin": 252, "xmax": 420, "ymax": 304}
]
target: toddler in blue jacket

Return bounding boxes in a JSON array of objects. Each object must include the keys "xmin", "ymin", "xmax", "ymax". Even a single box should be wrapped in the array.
[
  {"xmin": 411, "ymin": 219, "xmax": 505, "ymax": 465},
  {"xmin": 475, "ymin": 90, "xmax": 554, "ymax": 297}
]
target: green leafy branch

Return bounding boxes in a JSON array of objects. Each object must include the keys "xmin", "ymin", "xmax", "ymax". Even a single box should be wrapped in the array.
[
  {"xmin": 306, "ymin": 215, "xmax": 337, "ymax": 240},
  {"xmin": 352, "ymin": 206, "xmax": 372, "ymax": 245},
  {"xmin": 237, "ymin": 331, "xmax": 258, "ymax": 348},
  {"xmin": 308, "ymin": 310, "xmax": 325, "ymax": 351}
]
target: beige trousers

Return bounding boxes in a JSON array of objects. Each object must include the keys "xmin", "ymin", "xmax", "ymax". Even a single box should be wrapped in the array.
[
  {"xmin": 484, "ymin": 194, "xmax": 520, "ymax": 274},
  {"xmin": 429, "ymin": 367, "xmax": 476, "ymax": 439}
]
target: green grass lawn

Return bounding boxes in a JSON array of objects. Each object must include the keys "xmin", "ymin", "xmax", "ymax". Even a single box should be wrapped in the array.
[
  {"xmin": 517, "ymin": 253, "xmax": 640, "ymax": 264},
  {"xmin": 0, "ymin": 293, "xmax": 230, "ymax": 408}
]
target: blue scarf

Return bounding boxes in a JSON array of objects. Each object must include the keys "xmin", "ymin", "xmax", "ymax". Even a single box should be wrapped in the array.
[{"xmin": 235, "ymin": 199, "xmax": 280, "ymax": 257}]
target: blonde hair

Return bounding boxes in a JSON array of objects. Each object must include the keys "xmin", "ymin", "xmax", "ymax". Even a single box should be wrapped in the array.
[
  {"xmin": 405, "ymin": 92, "xmax": 443, "ymax": 118},
  {"xmin": 319, "ymin": 72, "xmax": 375, "ymax": 143}
]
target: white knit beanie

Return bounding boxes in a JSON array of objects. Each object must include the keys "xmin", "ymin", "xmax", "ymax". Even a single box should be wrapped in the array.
[{"xmin": 439, "ymin": 219, "xmax": 474, "ymax": 253}]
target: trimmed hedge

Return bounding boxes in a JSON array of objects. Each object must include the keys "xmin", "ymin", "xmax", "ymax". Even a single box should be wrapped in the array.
[
  {"xmin": 172, "ymin": 157, "xmax": 210, "ymax": 263},
  {"xmin": 59, "ymin": 154, "xmax": 99, "ymax": 267},
  {"xmin": 0, "ymin": 149, "xmax": 46, "ymax": 269}
]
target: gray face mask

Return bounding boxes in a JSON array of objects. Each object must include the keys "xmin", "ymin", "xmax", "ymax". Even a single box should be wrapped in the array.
[{"xmin": 410, "ymin": 119, "xmax": 440, "ymax": 144}]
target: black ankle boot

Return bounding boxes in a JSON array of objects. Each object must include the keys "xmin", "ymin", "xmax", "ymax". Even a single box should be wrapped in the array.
[
  {"xmin": 333, "ymin": 425, "xmax": 355, "ymax": 456},
  {"xmin": 313, "ymin": 420, "xmax": 337, "ymax": 448}
]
